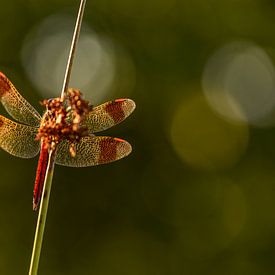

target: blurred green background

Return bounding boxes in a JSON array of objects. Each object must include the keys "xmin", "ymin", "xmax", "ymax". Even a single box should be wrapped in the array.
[{"xmin": 1, "ymin": 0, "xmax": 275, "ymax": 274}]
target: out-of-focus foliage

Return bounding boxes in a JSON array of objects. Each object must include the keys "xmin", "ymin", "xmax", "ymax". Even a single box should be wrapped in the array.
[{"xmin": 1, "ymin": 0, "xmax": 275, "ymax": 274}]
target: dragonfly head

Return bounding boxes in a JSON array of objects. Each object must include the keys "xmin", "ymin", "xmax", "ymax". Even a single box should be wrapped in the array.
[
  {"xmin": 45, "ymin": 98, "xmax": 61, "ymax": 111},
  {"xmin": 37, "ymin": 91, "xmax": 90, "ymax": 155}
]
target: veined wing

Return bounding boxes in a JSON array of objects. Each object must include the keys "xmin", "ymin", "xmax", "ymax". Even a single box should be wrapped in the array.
[
  {"xmin": 0, "ymin": 72, "xmax": 41, "ymax": 127},
  {"xmin": 0, "ymin": 115, "xmax": 40, "ymax": 158},
  {"xmin": 55, "ymin": 136, "xmax": 132, "ymax": 167},
  {"xmin": 84, "ymin": 99, "xmax": 135, "ymax": 133}
]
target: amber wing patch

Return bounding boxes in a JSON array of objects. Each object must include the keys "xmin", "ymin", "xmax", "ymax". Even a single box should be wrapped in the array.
[
  {"xmin": 0, "ymin": 72, "xmax": 41, "ymax": 127},
  {"xmin": 84, "ymin": 99, "xmax": 136, "ymax": 133},
  {"xmin": 0, "ymin": 115, "xmax": 40, "ymax": 158},
  {"xmin": 55, "ymin": 136, "xmax": 132, "ymax": 167}
]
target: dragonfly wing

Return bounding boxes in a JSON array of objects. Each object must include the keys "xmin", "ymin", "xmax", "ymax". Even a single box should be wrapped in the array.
[
  {"xmin": 0, "ymin": 72, "xmax": 41, "ymax": 127},
  {"xmin": 0, "ymin": 115, "xmax": 40, "ymax": 158},
  {"xmin": 84, "ymin": 99, "xmax": 135, "ymax": 133},
  {"xmin": 55, "ymin": 136, "xmax": 132, "ymax": 167}
]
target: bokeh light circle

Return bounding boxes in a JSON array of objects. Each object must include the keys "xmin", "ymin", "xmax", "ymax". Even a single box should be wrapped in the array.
[
  {"xmin": 21, "ymin": 14, "xmax": 135, "ymax": 104},
  {"xmin": 202, "ymin": 41, "xmax": 275, "ymax": 127},
  {"xmin": 170, "ymin": 93, "xmax": 249, "ymax": 171}
]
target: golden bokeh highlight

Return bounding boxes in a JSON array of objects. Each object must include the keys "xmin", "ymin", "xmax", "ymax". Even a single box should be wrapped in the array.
[
  {"xmin": 203, "ymin": 41, "xmax": 275, "ymax": 127},
  {"xmin": 164, "ymin": 177, "xmax": 247, "ymax": 260},
  {"xmin": 170, "ymin": 93, "xmax": 249, "ymax": 171},
  {"xmin": 20, "ymin": 14, "xmax": 136, "ymax": 105},
  {"xmin": 21, "ymin": 14, "xmax": 116, "ymax": 102}
]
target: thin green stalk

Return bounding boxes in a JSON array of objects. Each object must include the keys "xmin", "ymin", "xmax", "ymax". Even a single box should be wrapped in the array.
[
  {"xmin": 61, "ymin": 0, "xmax": 87, "ymax": 98},
  {"xmin": 28, "ymin": 1, "xmax": 87, "ymax": 274},
  {"xmin": 28, "ymin": 151, "xmax": 56, "ymax": 275}
]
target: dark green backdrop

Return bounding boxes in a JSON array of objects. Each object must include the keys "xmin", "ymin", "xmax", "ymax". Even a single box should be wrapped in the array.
[{"xmin": 1, "ymin": 0, "xmax": 275, "ymax": 274}]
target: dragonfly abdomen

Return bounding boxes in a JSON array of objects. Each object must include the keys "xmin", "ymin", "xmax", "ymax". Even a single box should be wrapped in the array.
[{"xmin": 33, "ymin": 143, "xmax": 49, "ymax": 211}]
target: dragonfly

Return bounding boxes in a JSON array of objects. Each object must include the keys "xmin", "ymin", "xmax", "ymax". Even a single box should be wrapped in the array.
[{"xmin": 0, "ymin": 72, "xmax": 135, "ymax": 210}]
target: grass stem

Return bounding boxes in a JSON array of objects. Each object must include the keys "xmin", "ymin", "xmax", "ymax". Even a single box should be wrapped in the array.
[
  {"xmin": 28, "ymin": 151, "xmax": 56, "ymax": 275},
  {"xmin": 28, "ymin": 1, "xmax": 86, "ymax": 274},
  {"xmin": 61, "ymin": 0, "xmax": 87, "ymax": 98}
]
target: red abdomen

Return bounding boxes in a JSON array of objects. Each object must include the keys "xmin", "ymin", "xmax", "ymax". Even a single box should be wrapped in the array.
[{"xmin": 33, "ymin": 143, "xmax": 49, "ymax": 211}]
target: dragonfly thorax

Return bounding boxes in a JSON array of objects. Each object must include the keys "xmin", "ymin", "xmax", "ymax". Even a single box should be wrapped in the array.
[{"xmin": 36, "ymin": 89, "xmax": 90, "ymax": 155}]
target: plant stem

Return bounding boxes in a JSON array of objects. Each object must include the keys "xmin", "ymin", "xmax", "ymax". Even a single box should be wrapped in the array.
[
  {"xmin": 61, "ymin": 0, "xmax": 87, "ymax": 99},
  {"xmin": 28, "ymin": 1, "xmax": 87, "ymax": 274},
  {"xmin": 28, "ymin": 151, "xmax": 56, "ymax": 275}
]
